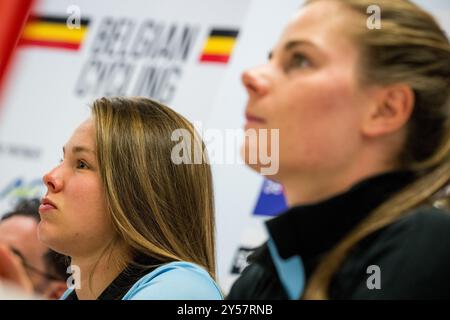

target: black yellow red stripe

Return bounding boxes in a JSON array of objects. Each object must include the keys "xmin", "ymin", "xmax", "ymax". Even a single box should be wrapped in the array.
[
  {"xmin": 199, "ymin": 28, "xmax": 239, "ymax": 64},
  {"xmin": 19, "ymin": 15, "xmax": 89, "ymax": 51}
]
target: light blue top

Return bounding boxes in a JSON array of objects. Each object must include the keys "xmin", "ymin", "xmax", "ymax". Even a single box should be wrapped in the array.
[
  {"xmin": 60, "ymin": 261, "xmax": 223, "ymax": 300},
  {"xmin": 267, "ymin": 237, "xmax": 305, "ymax": 299}
]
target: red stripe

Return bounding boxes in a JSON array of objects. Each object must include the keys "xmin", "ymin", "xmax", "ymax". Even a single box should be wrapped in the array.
[
  {"xmin": 0, "ymin": 0, "xmax": 34, "ymax": 100},
  {"xmin": 199, "ymin": 54, "xmax": 230, "ymax": 63},
  {"xmin": 18, "ymin": 38, "xmax": 80, "ymax": 50}
]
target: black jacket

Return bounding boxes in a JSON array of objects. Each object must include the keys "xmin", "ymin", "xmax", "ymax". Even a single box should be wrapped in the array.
[{"xmin": 227, "ymin": 171, "xmax": 450, "ymax": 299}]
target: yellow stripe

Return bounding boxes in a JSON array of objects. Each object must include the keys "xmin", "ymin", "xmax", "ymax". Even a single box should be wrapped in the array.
[
  {"xmin": 22, "ymin": 22, "xmax": 87, "ymax": 42},
  {"xmin": 202, "ymin": 36, "xmax": 236, "ymax": 55}
]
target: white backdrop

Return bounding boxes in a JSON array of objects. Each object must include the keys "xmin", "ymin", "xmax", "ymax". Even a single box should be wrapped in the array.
[{"xmin": 0, "ymin": 0, "xmax": 449, "ymax": 294}]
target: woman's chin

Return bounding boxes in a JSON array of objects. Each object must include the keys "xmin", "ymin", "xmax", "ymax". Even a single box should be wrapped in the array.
[{"xmin": 37, "ymin": 221, "xmax": 58, "ymax": 249}]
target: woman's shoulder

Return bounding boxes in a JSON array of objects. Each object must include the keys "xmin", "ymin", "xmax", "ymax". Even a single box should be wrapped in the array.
[
  {"xmin": 385, "ymin": 205, "xmax": 450, "ymax": 240},
  {"xmin": 352, "ymin": 205, "xmax": 450, "ymax": 250},
  {"xmin": 122, "ymin": 261, "xmax": 223, "ymax": 300},
  {"xmin": 356, "ymin": 205, "xmax": 450, "ymax": 265},
  {"xmin": 337, "ymin": 205, "xmax": 450, "ymax": 299}
]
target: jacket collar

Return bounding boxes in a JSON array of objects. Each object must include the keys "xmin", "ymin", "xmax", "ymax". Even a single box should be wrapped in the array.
[{"xmin": 265, "ymin": 170, "xmax": 415, "ymax": 260}]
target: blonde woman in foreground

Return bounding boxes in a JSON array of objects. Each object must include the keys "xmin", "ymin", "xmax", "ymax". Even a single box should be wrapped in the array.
[{"xmin": 39, "ymin": 97, "xmax": 222, "ymax": 300}]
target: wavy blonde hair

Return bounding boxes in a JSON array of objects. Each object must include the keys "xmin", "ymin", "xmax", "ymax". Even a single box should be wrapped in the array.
[
  {"xmin": 303, "ymin": 0, "xmax": 450, "ymax": 299},
  {"xmin": 91, "ymin": 97, "xmax": 216, "ymax": 279}
]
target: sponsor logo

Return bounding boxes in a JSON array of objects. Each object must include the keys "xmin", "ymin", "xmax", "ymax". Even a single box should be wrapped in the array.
[
  {"xmin": 230, "ymin": 246, "xmax": 255, "ymax": 275},
  {"xmin": 253, "ymin": 179, "xmax": 287, "ymax": 216},
  {"xmin": 0, "ymin": 178, "xmax": 44, "ymax": 209}
]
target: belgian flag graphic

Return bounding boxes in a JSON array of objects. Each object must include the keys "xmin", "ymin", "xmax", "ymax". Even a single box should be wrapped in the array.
[
  {"xmin": 19, "ymin": 15, "xmax": 90, "ymax": 51},
  {"xmin": 199, "ymin": 28, "xmax": 239, "ymax": 64}
]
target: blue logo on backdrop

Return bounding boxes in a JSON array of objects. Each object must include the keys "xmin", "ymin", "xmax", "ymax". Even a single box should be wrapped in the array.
[
  {"xmin": 253, "ymin": 179, "xmax": 287, "ymax": 216},
  {"xmin": 0, "ymin": 178, "xmax": 45, "ymax": 209}
]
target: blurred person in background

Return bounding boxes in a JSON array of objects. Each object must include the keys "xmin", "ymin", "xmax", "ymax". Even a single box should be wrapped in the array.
[
  {"xmin": 229, "ymin": 0, "xmax": 450, "ymax": 299},
  {"xmin": 0, "ymin": 198, "xmax": 68, "ymax": 299}
]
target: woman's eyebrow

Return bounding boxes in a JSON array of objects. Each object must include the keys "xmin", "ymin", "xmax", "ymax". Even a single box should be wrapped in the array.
[
  {"xmin": 72, "ymin": 146, "xmax": 95, "ymax": 154},
  {"xmin": 268, "ymin": 39, "xmax": 318, "ymax": 60},
  {"xmin": 284, "ymin": 39, "xmax": 317, "ymax": 51},
  {"xmin": 62, "ymin": 145, "xmax": 95, "ymax": 155}
]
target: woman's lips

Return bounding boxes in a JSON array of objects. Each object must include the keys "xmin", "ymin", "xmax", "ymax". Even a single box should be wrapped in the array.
[
  {"xmin": 245, "ymin": 114, "xmax": 266, "ymax": 123},
  {"xmin": 39, "ymin": 203, "xmax": 57, "ymax": 213},
  {"xmin": 39, "ymin": 198, "xmax": 57, "ymax": 213},
  {"xmin": 245, "ymin": 114, "xmax": 266, "ymax": 129}
]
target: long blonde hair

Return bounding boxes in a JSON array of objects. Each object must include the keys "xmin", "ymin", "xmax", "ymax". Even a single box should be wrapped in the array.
[
  {"xmin": 91, "ymin": 97, "xmax": 216, "ymax": 279},
  {"xmin": 303, "ymin": 0, "xmax": 450, "ymax": 299}
]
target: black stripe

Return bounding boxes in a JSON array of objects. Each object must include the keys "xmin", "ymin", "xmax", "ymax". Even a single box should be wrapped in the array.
[
  {"xmin": 31, "ymin": 15, "xmax": 90, "ymax": 26},
  {"xmin": 209, "ymin": 29, "xmax": 239, "ymax": 38}
]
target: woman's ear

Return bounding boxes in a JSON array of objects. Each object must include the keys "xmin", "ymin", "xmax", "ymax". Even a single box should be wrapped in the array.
[{"xmin": 362, "ymin": 83, "xmax": 414, "ymax": 137}]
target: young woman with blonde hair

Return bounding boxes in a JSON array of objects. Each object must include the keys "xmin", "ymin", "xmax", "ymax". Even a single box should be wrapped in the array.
[{"xmin": 38, "ymin": 97, "xmax": 222, "ymax": 300}]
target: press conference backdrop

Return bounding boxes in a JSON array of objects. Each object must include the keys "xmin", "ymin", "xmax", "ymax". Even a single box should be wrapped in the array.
[{"xmin": 0, "ymin": 0, "xmax": 449, "ymax": 293}]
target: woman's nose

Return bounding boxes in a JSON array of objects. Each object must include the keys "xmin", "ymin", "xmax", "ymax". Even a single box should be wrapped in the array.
[
  {"xmin": 241, "ymin": 66, "xmax": 270, "ymax": 97},
  {"xmin": 43, "ymin": 166, "xmax": 63, "ymax": 193}
]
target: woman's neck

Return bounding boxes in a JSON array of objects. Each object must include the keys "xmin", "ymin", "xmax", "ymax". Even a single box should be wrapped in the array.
[{"xmin": 70, "ymin": 245, "xmax": 127, "ymax": 300}]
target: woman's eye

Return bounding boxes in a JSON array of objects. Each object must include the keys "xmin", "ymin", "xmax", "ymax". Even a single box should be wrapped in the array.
[
  {"xmin": 76, "ymin": 160, "xmax": 88, "ymax": 169},
  {"xmin": 286, "ymin": 53, "xmax": 311, "ymax": 70}
]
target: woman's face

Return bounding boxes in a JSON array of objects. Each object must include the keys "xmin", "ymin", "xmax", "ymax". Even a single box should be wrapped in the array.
[
  {"xmin": 38, "ymin": 118, "xmax": 114, "ymax": 257},
  {"xmin": 242, "ymin": 1, "xmax": 375, "ymax": 182}
]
